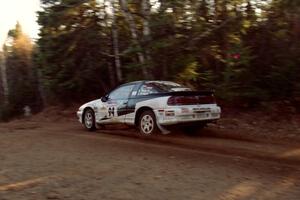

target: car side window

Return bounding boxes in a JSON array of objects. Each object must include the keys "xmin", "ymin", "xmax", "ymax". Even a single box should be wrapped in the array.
[
  {"xmin": 137, "ymin": 84, "xmax": 159, "ymax": 96},
  {"xmin": 109, "ymin": 84, "xmax": 135, "ymax": 100}
]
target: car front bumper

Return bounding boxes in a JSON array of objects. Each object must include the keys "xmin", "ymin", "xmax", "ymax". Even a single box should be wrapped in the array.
[{"xmin": 77, "ymin": 110, "xmax": 83, "ymax": 123}]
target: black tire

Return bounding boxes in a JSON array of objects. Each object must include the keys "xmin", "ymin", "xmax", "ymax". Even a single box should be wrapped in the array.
[
  {"xmin": 83, "ymin": 108, "xmax": 96, "ymax": 131},
  {"xmin": 138, "ymin": 110, "xmax": 158, "ymax": 136}
]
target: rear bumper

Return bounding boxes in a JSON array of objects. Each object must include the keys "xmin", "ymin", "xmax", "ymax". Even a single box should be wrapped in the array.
[{"xmin": 154, "ymin": 104, "xmax": 221, "ymax": 126}]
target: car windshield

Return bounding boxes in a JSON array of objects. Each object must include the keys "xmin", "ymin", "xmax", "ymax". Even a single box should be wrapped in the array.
[{"xmin": 146, "ymin": 81, "xmax": 192, "ymax": 92}]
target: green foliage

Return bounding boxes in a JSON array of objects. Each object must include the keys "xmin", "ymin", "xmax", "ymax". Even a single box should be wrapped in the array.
[
  {"xmin": 37, "ymin": 0, "xmax": 111, "ymax": 102},
  {"xmin": 1, "ymin": 0, "xmax": 296, "ymax": 110},
  {"xmin": 39, "ymin": 0, "xmax": 299, "ymax": 104},
  {"xmin": 177, "ymin": 62, "xmax": 199, "ymax": 83},
  {"xmin": 0, "ymin": 23, "xmax": 42, "ymax": 120}
]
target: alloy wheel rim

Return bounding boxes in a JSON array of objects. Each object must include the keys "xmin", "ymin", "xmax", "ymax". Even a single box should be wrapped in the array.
[
  {"xmin": 141, "ymin": 115, "xmax": 154, "ymax": 134},
  {"xmin": 85, "ymin": 112, "xmax": 93, "ymax": 128}
]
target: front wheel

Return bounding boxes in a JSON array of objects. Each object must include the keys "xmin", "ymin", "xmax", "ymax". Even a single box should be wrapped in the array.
[
  {"xmin": 138, "ymin": 110, "xmax": 158, "ymax": 136},
  {"xmin": 83, "ymin": 109, "xmax": 96, "ymax": 131}
]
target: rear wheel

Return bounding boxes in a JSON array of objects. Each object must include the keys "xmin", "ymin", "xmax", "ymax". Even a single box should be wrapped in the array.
[
  {"xmin": 83, "ymin": 109, "xmax": 96, "ymax": 131},
  {"xmin": 138, "ymin": 110, "xmax": 158, "ymax": 136}
]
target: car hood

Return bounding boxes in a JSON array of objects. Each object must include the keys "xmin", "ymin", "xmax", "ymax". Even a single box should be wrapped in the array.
[{"xmin": 79, "ymin": 99, "xmax": 102, "ymax": 110}]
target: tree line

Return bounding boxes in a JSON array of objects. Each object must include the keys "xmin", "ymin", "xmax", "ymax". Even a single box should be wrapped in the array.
[{"xmin": 1, "ymin": 0, "xmax": 300, "ymax": 120}]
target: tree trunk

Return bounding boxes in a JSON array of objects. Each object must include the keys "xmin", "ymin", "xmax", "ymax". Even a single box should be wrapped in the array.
[
  {"xmin": 141, "ymin": 0, "xmax": 153, "ymax": 79},
  {"xmin": 104, "ymin": 0, "xmax": 116, "ymax": 86},
  {"xmin": 0, "ymin": 53, "xmax": 9, "ymax": 105},
  {"xmin": 111, "ymin": 0, "xmax": 123, "ymax": 82},
  {"xmin": 36, "ymin": 69, "xmax": 47, "ymax": 107},
  {"xmin": 141, "ymin": 0, "xmax": 151, "ymax": 45},
  {"xmin": 119, "ymin": 0, "xmax": 148, "ymax": 79}
]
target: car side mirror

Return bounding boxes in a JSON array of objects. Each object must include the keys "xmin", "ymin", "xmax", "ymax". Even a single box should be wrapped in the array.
[{"xmin": 101, "ymin": 95, "xmax": 108, "ymax": 102}]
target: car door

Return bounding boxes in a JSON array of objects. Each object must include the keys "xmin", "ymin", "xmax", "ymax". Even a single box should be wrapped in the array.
[
  {"xmin": 125, "ymin": 82, "xmax": 160, "ymax": 125},
  {"xmin": 100, "ymin": 84, "xmax": 135, "ymax": 124}
]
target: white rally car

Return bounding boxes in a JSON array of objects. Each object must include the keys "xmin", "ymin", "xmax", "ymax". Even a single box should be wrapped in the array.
[{"xmin": 77, "ymin": 81, "xmax": 221, "ymax": 135}]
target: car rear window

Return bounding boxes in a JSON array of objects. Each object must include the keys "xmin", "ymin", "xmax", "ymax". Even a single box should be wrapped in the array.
[
  {"xmin": 145, "ymin": 81, "xmax": 192, "ymax": 93},
  {"xmin": 137, "ymin": 84, "xmax": 159, "ymax": 96}
]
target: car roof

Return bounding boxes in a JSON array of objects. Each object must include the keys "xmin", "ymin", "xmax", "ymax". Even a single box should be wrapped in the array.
[
  {"xmin": 125, "ymin": 80, "xmax": 178, "ymax": 85},
  {"xmin": 118, "ymin": 80, "xmax": 181, "ymax": 89},
  {"xmin": 119, "ymin": 80, "xmax": 144, "ymax": 86}
]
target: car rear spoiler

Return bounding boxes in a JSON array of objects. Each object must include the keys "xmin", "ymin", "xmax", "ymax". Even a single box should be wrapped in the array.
[{"xmin": 163, "ymin": 91, "xmax": 214, "ymax": 96}]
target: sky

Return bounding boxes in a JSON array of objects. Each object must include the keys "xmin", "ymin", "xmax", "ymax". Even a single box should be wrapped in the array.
[{"xmin": 0, "ymin": 0, "xmax": 41, "ymax": 46}]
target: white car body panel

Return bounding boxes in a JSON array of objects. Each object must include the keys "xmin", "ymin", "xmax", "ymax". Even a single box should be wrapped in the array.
[
  {"xmin": 130, "ymin": 97, "xmax": 221, "ymax": 126},
  {"xmin": 78, "ymin": 96, "xmax": 221, "ymax": 127},
  {"xmin": 77, "ymin": 81, "xmax": 221, "ymax": 132},
  {"xmin": 77, "ymin": 99, "xmax": 126, "ymax": 124}
]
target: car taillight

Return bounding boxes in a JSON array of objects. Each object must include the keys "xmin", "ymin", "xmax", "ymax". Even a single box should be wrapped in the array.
[
  {"xmin": 167, "ymin": 95, "xmax": 216, "ymax": 106},
  {"xmin": 198, "ymin": 95, "xmax": 216, "ymax": 104},
  {"xmin": 167, "ymin": 96, "xmax": 196, "ymax": 105}
]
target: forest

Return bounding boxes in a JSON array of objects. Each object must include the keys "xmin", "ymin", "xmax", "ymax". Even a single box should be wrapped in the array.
[{"xmin": 0, "ymin": 0, "xmax": 300, "ymax": 120}]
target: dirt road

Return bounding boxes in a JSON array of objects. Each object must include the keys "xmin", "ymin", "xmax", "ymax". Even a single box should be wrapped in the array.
[{"xmin": 1, "ymin": 120, "xmax": 300, "ymax": 200}]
